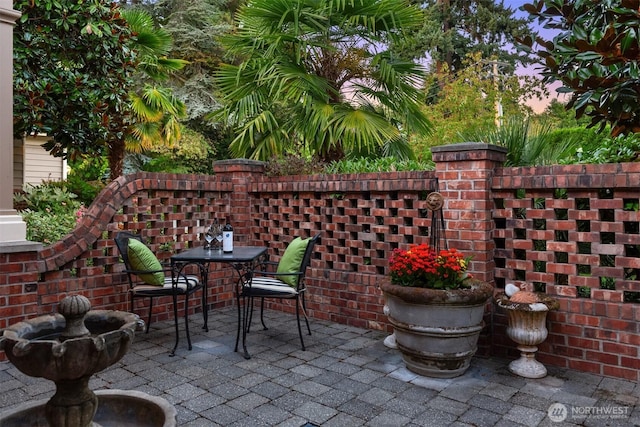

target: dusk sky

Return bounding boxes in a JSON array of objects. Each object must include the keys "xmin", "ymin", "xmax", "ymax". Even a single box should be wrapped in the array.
[{"xmin": 503, "ymin": 0, "xmax": 566, "ymax": 112}]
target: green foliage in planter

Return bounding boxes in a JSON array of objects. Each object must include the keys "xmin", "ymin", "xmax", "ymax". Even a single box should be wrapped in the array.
[
  {"xmin": 14, "ymin": 182, "xmax": 83, "ymax": 245},
  {"xmin": 265, "ymin": 154, "xmax": 434, "ymax": 176},
  {"xmin": 324, "ymin": 157, "xmax": 434, "ymax": 174},
  {"xmin": 265, "ymin": 155, "xmax": 326, "ymax": 176}
]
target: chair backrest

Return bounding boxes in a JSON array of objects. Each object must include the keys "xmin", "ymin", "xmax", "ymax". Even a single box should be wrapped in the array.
[
  {"xmin": 296, "ymin": 233, "xmax": 321, "ymax": 287},
  {"xmin": 114, "ymin": 231, "xmax": 144, "ymax": 269}
]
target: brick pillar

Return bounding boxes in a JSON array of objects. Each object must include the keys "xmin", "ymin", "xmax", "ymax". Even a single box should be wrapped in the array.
[
  {"xmin": 431, "ymin": 143, "xmax": 506, "ymax": 284},
  {"xmin": 212, "ymin": 159, "xmax": 265, "ymax": 244}
]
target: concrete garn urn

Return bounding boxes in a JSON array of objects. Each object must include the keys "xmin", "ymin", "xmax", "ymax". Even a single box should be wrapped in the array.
[{"xmin": 495, "ymin": 284, "xmax": 559, "ymax": 379}]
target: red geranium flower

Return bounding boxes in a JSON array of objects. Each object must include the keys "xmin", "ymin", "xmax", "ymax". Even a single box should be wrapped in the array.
[{"xmin": 389, "ymin": 243, "xmax": 472, "ymax": 289}]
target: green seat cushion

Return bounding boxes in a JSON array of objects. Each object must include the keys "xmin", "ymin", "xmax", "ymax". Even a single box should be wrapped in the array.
[
  {"xmin": 276, "ymin": 237, "xmax": 310, "ymax": 287},
  {"xmin": 127, "ymin": 238, "xmax": 165, "ymax": 286}
]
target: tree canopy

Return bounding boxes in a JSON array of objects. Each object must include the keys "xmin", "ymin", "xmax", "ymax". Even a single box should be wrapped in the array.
[
  {"xmin": 13, "ymin": 0, "xmax": 135, "ymax": 175},
  {"xmin": 13, "ymin": 0, "xmax": 190, "ymax": 179},
  {"xmin": 405, "ymin": 0, "xmax": 534, "ymax": 73},
  {"xmin": 521, "ymin": 0, "xmax": 640, "ymax": 136},
  {"xmin": 413, "ymin": 53, "xmax": 539, "ymax": 155},
  {"xmin": 214, "ymin": 0, "xmax": 432, "ymax": 162}
]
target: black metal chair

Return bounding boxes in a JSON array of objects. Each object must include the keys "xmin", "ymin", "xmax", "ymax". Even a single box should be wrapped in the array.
[
  {"xmin": 235, "ymin": 233, "xmax": 321, "ymax": 358},
  {"xmin": 114, "ymin": 231, "xmax": 202, "ymax": 356}
]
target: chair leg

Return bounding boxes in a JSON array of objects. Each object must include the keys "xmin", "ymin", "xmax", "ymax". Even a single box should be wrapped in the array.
[
  {"xmin": 240, "ymin": 295, "xmax": 252, "ymax": 359},
  {"xmin": 170, "ymin": 293, "xmax": 180, "ymax": 357},
  {"xmin": 183, "ymin": 293, "xmax": 193, "ymax": 351},
  {"xmin": 259, "ymin": 297, "xmax": 268, "ymax": 330},
  {"xmin": 247, "ymin": 297, "xmax": 254, "ymax": 333},
  {"xmin": 301, "ymin": 293, "xmax": 311, "ymax": 335},
  {"xmin": 234, "ymin": 292, "xmax": 242, "ymax": 353},
  {"xmin": 295, "ymin": 296, "xmax": 306, "ymax": 351},
  {"xmin": 146, "ymin": 297, "xmax": 153, "ymax": 334}
]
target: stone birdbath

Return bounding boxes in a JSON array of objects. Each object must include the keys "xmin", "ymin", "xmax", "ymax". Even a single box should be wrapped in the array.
[
  {"xmin": 0, "ymin": 294, "xmax": 177, "ymax": 427},
  {"xmin": 495, "ymin": 284, "xmax": 559, "ymax": 379}
]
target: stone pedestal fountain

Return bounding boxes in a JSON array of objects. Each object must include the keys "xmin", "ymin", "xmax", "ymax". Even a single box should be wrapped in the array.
[{"xmin": 0, "ymin": 294, "xmax": 177, "ymax": 427}]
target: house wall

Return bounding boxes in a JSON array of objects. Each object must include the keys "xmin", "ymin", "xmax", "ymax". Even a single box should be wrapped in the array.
[
  {"xmin": 13, "ymin": 136, "xmax": 66, "ymax": 190},
  {"xmin": 0, "ymin": 145, "xmax": 638, "ymax": 381},
  {"xmin": 12, "ymin": 139, "xmax": 22, "ymax": 190}
]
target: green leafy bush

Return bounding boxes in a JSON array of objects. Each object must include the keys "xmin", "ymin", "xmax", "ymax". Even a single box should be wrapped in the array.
[
  {"xmin": 67, "ymin": 156, "xmax": 109, "ymax": 206},
  {"xmin": 145, "ymin": 128, "xmax": 217, "ymax": 174},
  {"xmin": 572, "ymin": 135, "xmax": 640, "ymax": 164},
  {"xmin": 265, "ymin": 155, "xmax": 433, "ymax": 176},
  {"xmin": 14, "ymin": 182, "xmax": 84, "ymax": 245},
  {"xmin": 461, "ymin": 117, "xmax": 581, "ymax": 167},
  {"xmin": 19, "ymin": 210, "xmax": 79, "ymax": 245},
  {"xmin": 265, "ymin": 155, "xmax": 326, "ymax": 176},
  {"xmin": 324, "ymin": 157, "xmax": 434, "ymax": 173}
]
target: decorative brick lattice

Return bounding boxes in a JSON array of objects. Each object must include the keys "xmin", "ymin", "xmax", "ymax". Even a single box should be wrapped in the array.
[
  {"xmin": 491, "ymin": 164, "xmax": 640, "ymax": 380},
  {"xmin": 2, "ymin": 156, "xmax": 639, "ymax": 381},
  {"xmin": 493, "ymin": 184, "xmax": 640, "ymax": 301},
  {"xmin": 248, "ymin": 173, "xmax": 440, "ymax": 328}
]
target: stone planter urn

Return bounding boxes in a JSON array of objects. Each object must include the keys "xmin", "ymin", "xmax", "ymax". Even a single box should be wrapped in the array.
[
  {"xmin": 495, "ymin": 285, "xmax": 559, "ymax": 379},
  {"xmin": 380, "ymin": 278, "xmax": 493, "ymax": 378}
]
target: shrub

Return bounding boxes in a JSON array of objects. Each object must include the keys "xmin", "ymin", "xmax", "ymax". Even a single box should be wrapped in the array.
[
  {"xmin": 265, "ymin": 155, "xmax": 433, "ymax": 176},
  {"xmin": 14, "ymin": 182, "xmax": 84, "ymax": 245},
  {"xmin": 20, "ymin": 209, "xmax": 79, "ymax": 245},
  {"xmin": 573, "ymin": 134, "xmax": 640, "ymax": 164},
  {"xmin": 264, "ymin": 155, "xmax": 326, "ymax": 176},
  {"xmin": 324, "ymin": 157, "xmax": 434, "ymax": 174},
  {"xmin": 67, "ymin": 156, "xmax": 109, "ymax": 206}
]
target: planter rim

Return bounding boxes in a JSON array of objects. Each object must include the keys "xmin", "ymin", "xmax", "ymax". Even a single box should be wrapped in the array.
[
  {"xmin": 494, "ymin": 292, "xmax": 559, "ymax": 311},
  {"xmin": 380, "ymin": 278, "xmax": 493, "ymax": 305}
]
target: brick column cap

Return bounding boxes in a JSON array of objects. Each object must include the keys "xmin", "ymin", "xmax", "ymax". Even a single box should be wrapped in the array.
[
  {"xmin": 431, "ymin": 142, "xmax": 507, "ymax": 163},
  {"xmin": 213, "ymin": 158, "xmax": 265, "ymax": 174}
]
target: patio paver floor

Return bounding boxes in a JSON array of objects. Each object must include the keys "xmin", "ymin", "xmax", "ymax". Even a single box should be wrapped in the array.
[{"xmin": 0, "ymin": 307, "xmax": 638, "ymax": 426}]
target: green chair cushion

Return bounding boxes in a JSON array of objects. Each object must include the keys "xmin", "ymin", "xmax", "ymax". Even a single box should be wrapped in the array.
[
  {"xmin": 127, "ymin": 238, "xmax": 165, "ymax": 286},
  {"xmin": 276, "ymin": 237, "xmax": 310, "ymax": 287}
]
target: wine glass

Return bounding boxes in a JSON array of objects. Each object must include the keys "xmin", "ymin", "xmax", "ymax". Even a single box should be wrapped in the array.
[
  {"xmin": 204, "ymin": 226, "xmax": 214, "ymax": 250},
  {"xmin": 215, "ymin": 225, "xmax": 223, "ymax": 251}
]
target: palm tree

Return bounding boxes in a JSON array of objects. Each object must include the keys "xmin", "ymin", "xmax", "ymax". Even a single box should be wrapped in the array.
[
  {"xmin": 214, "ymin": 0, "xmax": 432, "ymax": 162},
  {"xmin": 122, "ymin": 9, "xmax": 188, "ymax": 156}
]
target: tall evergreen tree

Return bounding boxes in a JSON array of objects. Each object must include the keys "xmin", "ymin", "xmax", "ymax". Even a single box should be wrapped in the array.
[
  {"xmin": 14, "ymin": 0, "xmax": 190, "ymax": 179},
  {"xmin": 405, "ymin": 0, "xmax": 533, "ymax": 73},
  {"xmin": 144, "ymin": 0, "xmax": 237, "ymax": 161},
  {"xmin": 150, "ymin": 0, "xmax": 234, "ymax": 121}
]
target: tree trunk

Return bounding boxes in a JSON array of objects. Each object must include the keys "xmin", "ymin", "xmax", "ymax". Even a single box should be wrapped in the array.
[{"xmin": 108, "ymin": 138, "xmax": 125, "ymax": 181}]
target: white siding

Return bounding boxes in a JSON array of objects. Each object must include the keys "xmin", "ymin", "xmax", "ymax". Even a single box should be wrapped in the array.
[
  {"xmin": 12, "ymin": 138, "xmax": 23, "ymax": 190},
  {"xmin": 18, "ymin": 136, "xmax": 66, "ymax": 188}
]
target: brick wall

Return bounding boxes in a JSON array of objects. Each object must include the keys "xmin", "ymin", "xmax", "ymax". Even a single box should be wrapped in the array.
[
  {"xmin": 1, "ymin": 171, "xmax": 238, "ymax": 331},
  {"xmin": 490, "ymin": 162, "xmax": 640, "ymax": 381},
  {"xmin": 1, "ymin": 145, "xmax": 638, "ymax": 381},
  {"xmin": 246, "ymin": 169, "xmax": 440, "ymax": 331}
]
